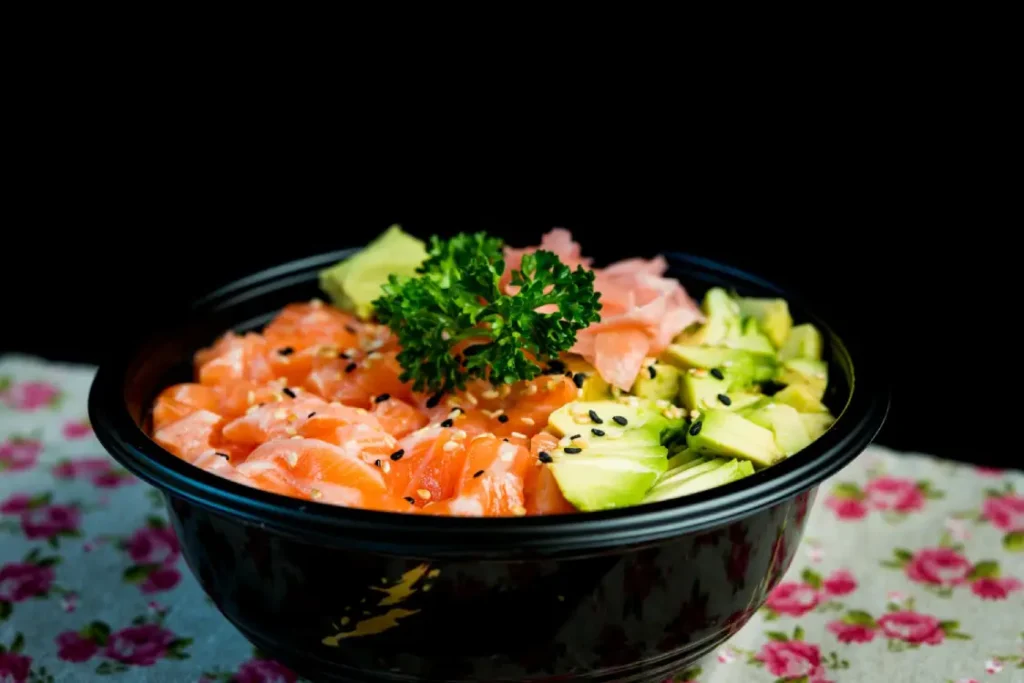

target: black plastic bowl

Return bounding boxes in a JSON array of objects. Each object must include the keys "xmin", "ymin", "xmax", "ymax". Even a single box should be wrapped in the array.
[{"xmin": 89, "ymin": 249, "xmax": 887, "ymax": 682}]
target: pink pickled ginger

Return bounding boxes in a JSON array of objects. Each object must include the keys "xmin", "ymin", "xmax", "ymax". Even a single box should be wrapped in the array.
[{"xmin": 506, "ymin": 229, "xmax": 704, "ymax": 392}]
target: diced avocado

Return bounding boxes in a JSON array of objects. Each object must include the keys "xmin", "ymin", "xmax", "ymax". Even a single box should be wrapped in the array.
[
  {"xmin": 746, "ymin": 403, "xmax": 812, "ymax": 455},
  {"xmin": 644, "ymin": 458, "xmax": 752, "ymax": 503},
  {"xmin": 773, "ymin": 384, "xmax": 829, "ymax": 414},
  {"xmin": 549, "ymin": 454, "xmax": 665, "ymax": 511},
  {"xmin": 547, "ymin": 399, "xmax": 685, "ymax": 452},
  {"xmin": 801, "ymin": 412, "xmax": 836, "ymax": 440},
  {"xmin": 779, "ymin": 323, "xmax": 823, "ymax": 361},
  {"xmin": 562, "ymin": 355, "xmax": 612, "ymax": 401},
  {"xmin": 675, "ymin": 288, "xmax": 742, "ymax": 346},
  {"xmin": 730, "ymin": 318, "xmax": 776, "ymax": 355},
  {"xmin": 686, "ymin": 409, "xmax": 783, "ymax": 467},
  {"xmin": 632, "ymin": 363, "xmax": 683, "ymax": 402},
  {"xmin": 318, "ymin": 225, "xmax": 428, "ymax": 319},
  {"xmin": 776, "ymin": 359, "xmax": 828, "ymax": 401},
  {"xmin": 665, "ymin": 345, "xmax": 777, "ymax": 389},
  {"xmin": 679, "ymin": 373, "xmax": 731, "ymax": 412},
  {"xmin": 666, "ymin": 449, "xmax": 702, "ymax": 471},
  {"xmin": 738, "ymin": 298, "xmax": 793, "ymax": 349}
]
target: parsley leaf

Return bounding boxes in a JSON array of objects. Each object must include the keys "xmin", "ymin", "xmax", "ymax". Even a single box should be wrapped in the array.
[{"xmin": 373, "ymin": 233, "xmax": 601, "ymax": 394}]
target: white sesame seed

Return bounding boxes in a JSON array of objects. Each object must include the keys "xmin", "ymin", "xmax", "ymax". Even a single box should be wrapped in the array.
[
  {"xmin": 382, "ymin": 460, "xmax": 392, "ymax": 473},
  {"xmin": 571, "ymin": 437, "xmax": 589, "ymax": 448},
  {"xmin": 368, "ymin": 351, "xmax": 382, "ymax": 360},
  {"xmin": 545, "ymin": 379, "xmax": 559, "ymax": 391},
  {"xmin": 499, "ymin": 385, "xmax": 512, "ymax": 398},
  {"xmin": 417, "ymin": 489, "xmax": 432, "ymax": 500},
  {"xmin": 525, "ymin": 384, "xmax": 538, "ymax": 396},
  {"xmin": 465, "ymin": 392, "xmax": 478, "ymax": 406},
  {"xmin": 690, "ymin": 409, "xmax": 701, "ymax": 419},
  {"xmin": 274, "ymin": 409, "xmax": 288, "ymax": 420},
  {"xmin": 512, "ymin": 505, "xmax": 527, "ymax": 517},
  {"xmin": 559, "ymin": 436, "xmax": 572, "ymax": 447},
  {"xmin": 310, "ymin": 488, "xmax": 323, "ymax": 499},
  {"xmin": 443, "ymin": 441, "xmax": 460, "ymax": 452},
  {"xmin": 511, "ymin": 431, "xmax": 528, "ymax": 439},
  {"xmin": 310, "ymin": 298, "xmax": 323, "ymax": 308},
  {"xmin": 247, "ymin": 390, "xmax": 256, "ymax": 405},
  {"xmin": 481, "ymin": 389, "xmax": 499, "ymax": 400},
  {"xmin": 453, "ymin": 429, "xmax": 467, "ymax": 440},
  {"xmin": 521, "ymin": 417, "xmax": 535, "ymax": 426},
  {"xmin": 656, "ymin": 399, "xmax": 670, "ymax": 408},
  {"xmin": 345, "ymin": 348, "xmax": 359, "ymax": 358},
  {"xmin": 723, "ymin": 361, "xmax": 734, "ymax": 368},
  {"xmin": 290, "ymin": 435, "xmax": 303, "ymax": 440},
  {"xmin": 355, "ymin": 408, "xmax": 368, "ymax": 415},
  {"xmin": 283, "ymin": 451, "xmax": 299, "ymax": 468},
  {"xmin": 246, "ymin": 405, "xmax": 259, "ymax": 415}
]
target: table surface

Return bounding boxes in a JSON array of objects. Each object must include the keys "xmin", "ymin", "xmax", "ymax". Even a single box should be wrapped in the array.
[{"xmin": 1, "ymin": 353, "xmax": 1022, "ymax": 683}]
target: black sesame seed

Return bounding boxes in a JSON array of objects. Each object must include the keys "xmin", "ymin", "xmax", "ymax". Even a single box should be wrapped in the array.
[
  {"xmin": 390, "ymin": 449, "xmax": 405, "ymax": 461},
  {"xmin": 565, "ymin": 370, "xmax": 574, "ymax": 377},
  {"xmin": 588, "ymin": 409, "xmax": 603, "ymax": 424},
  {"xmin": 338, "ymin": 351, "xmax": 350, "ymax": 359},
  {"xmin": 282, "ymin": 387, "xmax": 297, "ymax": 398},
  {"xmin": 345, "ymin": 362, "xmax": 357, "ymax": 373},
  {"xmin": 612, "ymin": 416, "xmax": 628, "ymax": 426},
  {"xmin": 569, "ymin": 434, "xmax": 581, "ymax": 440},
  {"xmin": 374, "ymin": 459, "xmax": 382, "ymax": 468},
  {"xmin": 449, "ymin": 407, "xmax": 464, "ymax": 414},
  {"xmin": 473, "ymin": 470, "xmax": 485, "ymax": 478},
  {"xmin": 564, "ymin": 446, "xmax": 582, "ymax": 454},
  {"xmin": 404, "ymin": 496, "xmax": 415, "ymax": 504},
  {"xmin": 440, "ymin": 418, "xmax": 454, "ymax": 428},
  {"xmin": 374, "ymin": 393, "xmax": 391, "ymax": 403},
  {"xmin": 648, "ymin": 365, "xmax": 657, "ymax": 379},
  {"xmin": 215, "ymin": 452, "xmax": 229, "ymax": 459},
  {"xmin": 426, "ymin": 392, "xmax": 443, "ymax": 408},
  {"xmin": 717, "ymin": 393, "xmax": 732, "ymax": 406},
  {"xmin": 689, "ymin": 421, "xmax": 703, "ymax": 436},
  {"xmin": 591, "ymin": 428, "xmax": 606, "ymax": 437},
  {"xmin": 497, "ymin": 414, "xmax": 509, "ymax": 423},
  {"xmin": 345, "ymin": 325, "xmax": 357, "ymax": 334},
  {"xmin": 502, "ymin": 438, "xmax": 509, "ymax": 442},
  {"xmin": 277, "ymin": 346, "xmax": 294, "ymax": 356},
  {"xmin": 573, "ymin": 373, "xmax": 586, "ymax": 388},
  {"xmin": 538, "ymin": 451, "xmax": 553, "ymax": 463},
  {"xmin": 257, "ymin": 403, "xmax": 266, "ymax": 408},
  {"xmin": 307, "ymin": 412, "xmax": 317, "ymax": 418},
  {"xmin": 710, "ymin": 368, "xmax": 725, "ymax": 380},
  {"xmin": 546, "ymin": 359, "xmax": 566, "ymax": 374}
]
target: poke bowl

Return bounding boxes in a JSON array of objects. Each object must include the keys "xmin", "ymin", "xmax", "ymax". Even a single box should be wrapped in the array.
[{"xmin": 88, "ymin": 227, "xmax": 888, "ymax": 682}]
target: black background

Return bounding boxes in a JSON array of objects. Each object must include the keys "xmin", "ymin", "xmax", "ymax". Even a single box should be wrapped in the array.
[{"xmin": 0, "ymin": 162, "xmax": 999, "ymax": 468}]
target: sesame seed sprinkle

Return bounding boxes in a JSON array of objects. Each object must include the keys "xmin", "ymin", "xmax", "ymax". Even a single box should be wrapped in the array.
[
  {"xmin": 404, "ymin": 497, "xmax": 415, "ymax": 504},
  {"xmin": 453, "ymin": 429, "xmax": 467, "ymax": 440},
  {"xmin": 274, "ymin": 409, "xmax": 287, "ymax": 419},
  {"xmin": 538, "ymin": 451, "xmax": 553, "ymax": 463},
  {"xmin": 307, "ymin": 412, "xmax": 316, "ymax": 418},
  {"xmin": 215, "ymin": 452, "xmax": 229, "ymax": 459},
  {"xmin": 497, "ymin": 414, "xmax": 509, "ymax": 423},
  {"xmin": 345, "ymin": 325, "xmax": 357, "ymax": 334},
  {"xmin": 375, "ymin": 393, "xmax": 390, "ymax": 403},
  {"xmin": 521, "ymin": 417, "xmax": 535, "ymax": 426},
  {"xmin": 390, "ymin": 449, "xmax": 405, "ymax": 461},
  {"xmin": 282, "ymin": 387, "xmax": 297, "ymax": 399},
  {"xmin": 344, "ymin": 362, "xmax": 357, "ymax": 373},
  {"xmin": 382, "ymin": 461, "xmax": 391, "ymax": 473},
  {"xmin": 573, "ymin": 373, "xmax": 586, "ymax": 388},
  {"xmin": 512, "ymin": 505, "xmax": 527, "ymax": 516},
  {"xmin": 310, "ymin": 488, "xmax": 322, "ymax": 499},
  {"xmin": 723, "ymin": 361, "xmax": 734, "ymax": 368},
  {"xmin": 648, "ymin": 365, "xmax": 657, "ymax": 379},
  {"xmin": 612, "ymin": 416, "xmax": 628, "ymax": 426},
  {"xmin": 285, "ymin": 426, "xmax": 297, "ymax": 436},
  {"xmin": 481, "ymin": 389, "xmax": 499, "ymax": 399},
  {"xmin": 710, "ymin": 368, "xmax": 725, "ymax": 380},
  {"xmin": 440, "ymin": 418, "xmax": 454, "ymax": 428},
  {"xmin": 511, "ymin": 431, "xmax": 528, "ymax": 439},
  {"xmin": 465, "ymin": 392, "xmax": 479, "ymax": 406},
  {"xmin": 374, "ymin": 459, "xmax": 382, "ymax": 468},
  {"xmin": 717, "ymin": 394, "xmax": 732, "ymax": 406},
  {"xmin": 426, "ymin": 393, "xmax": 443, "ymax": 408},
  {"xmin": 277, "ymin": 347, "xmax": 294, "ymax": 356},
  {"xmin": 564, "ymin": 446, "xmax": 582, "ymax": 454},
  {"xmin": 591, "ymin": 428, "xmax": 605, "ymax": 437},
  {"xmin": 570, "ymin": 433, "xmax": 581, "ymax": 440},
  {"xmin": 417, "ymin": 489, "xmax": 432, "ymax": 500},
  {"xmin": 689, "ymin": 421, "xmax": 703, "ymax": 436},
  {"xmin": 473, "ymin": 470, "xmax": 485, "ymax": 478},
  {"xmin": 443, "ymin": 441, "xmax": 459, "ymax": 452},
  {"xmin": 247, "ymin": 390, "xmax": 256, "ymax": 404},
  {"xmin": 588, "ymin": 409, "xmax": 603, "ymax": 424},
  {"xmin": 525, "ymin": 384, "xmax": 538, "ymax": 396}
]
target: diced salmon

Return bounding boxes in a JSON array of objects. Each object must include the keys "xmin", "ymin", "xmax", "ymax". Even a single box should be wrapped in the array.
[
  {"xmin": 524, "ymin": 433, "xmax": 575, "ymax": 515},
  {"xmin": 371, "ymin": 397, "xmax": 428, "ymax": 438},
  {"xmin": 240, "ymin": 438, "xmax": 388, "ymax": 497},
  {"xmin": 305, "ymin": 351, "xmax": 413, "ymax": 408},
  {"xmin": 152, "ymin": 383, "xmax": 221, "ymax": 431},
  {"xmin": 385, "ymin": 427, "xmax": 468, "ymax": 503},
  {"xmin": 221, "ymin": 395, "xmax": 328, "ymax": 444},
  {"xmin": 263, "ymin": 302, "xmax": 360, "ymax": 352},
  {"xmin": 152, "ymin": 410, "xmax": 223, "ymax": 463}
]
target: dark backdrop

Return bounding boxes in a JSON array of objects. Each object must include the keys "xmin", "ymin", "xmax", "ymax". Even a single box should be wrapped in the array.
[{"xmin": 4, "ymin": 189, "xmax": 980, "ymax": 467}]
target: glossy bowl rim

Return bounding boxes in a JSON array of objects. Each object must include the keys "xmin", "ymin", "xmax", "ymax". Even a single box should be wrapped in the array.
[{"xmin": 89, "ymin": 248, "xmax": 889, "ymax": 557}]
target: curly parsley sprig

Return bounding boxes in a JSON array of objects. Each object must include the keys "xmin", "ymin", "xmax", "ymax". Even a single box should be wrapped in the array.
[{"xmin": 373, "ymin": 232, "xmax": 601, "ymax": 395}]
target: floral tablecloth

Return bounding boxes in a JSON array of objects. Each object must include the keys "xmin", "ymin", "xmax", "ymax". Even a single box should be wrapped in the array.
[{"xmin": 1, "ymin": 353, "xmax": 1022, "ymax": 683}]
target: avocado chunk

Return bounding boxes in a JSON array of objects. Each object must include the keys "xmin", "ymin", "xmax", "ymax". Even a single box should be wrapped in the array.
[
  {"xmin": 776, "ymin": 358, "xmax": 828, "ymax": 401},
  {"xmin": 730, "ymin": 318, "xmax": 776, "ymax": 355},
  {"xmin": 549, "ymin": 454, "xmax": 665, "ymax": 511},
  {"xmin": 773, "ymin": 384, "xmax": 829, "ymax": 414},
  {"xmin": 686, "ymin": 409, "xmax": 783, "ymax": 467},
  {"xmin": 318, "ymin": 225, "xmax": 428, "ymax": 319},
  {"xmin": 746, "ymin": 403, "xmax": 812, "ymax": 455},
  {"xmin": 719, "ymin": 392, "xmax": 766, "ymax": 412},
  {"xmin": 779, "ymin": 323, "xmax": 824, "ymax": 361},
  {"xmin": 801, "ymin": 412, "xmax": 836, "ymax": 440},
  {"xmin": 632, "ymin": 363, "xmax": 683, "ymax": 402},
  {"xmin": 664, "ymin": 345, "xmax": 777, "ymax": 389},
  {"xmin": 547, "ymin": 399, "xmax": 683, "ymax": 445},
  {"xmin": 739, "ymin": 298, "xmax": 793, "ymax": 348},
  {"xmin": 666, "ymin": 449, "xmax": 702, "ymax": 471},
  {"xmin": 675, "ymin": 288, "xmax": 742, "ymax": 346},
  {"xmin": 679, "ymin": 373, "xmax": 731, "ymax": 412},
  {"xmin": 644, "ymin": 458, "xmax": 754, "ymax": 503},
  {"xmin": 562, "ymin": 355, "xmax": 612, "ymax": 401}
]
